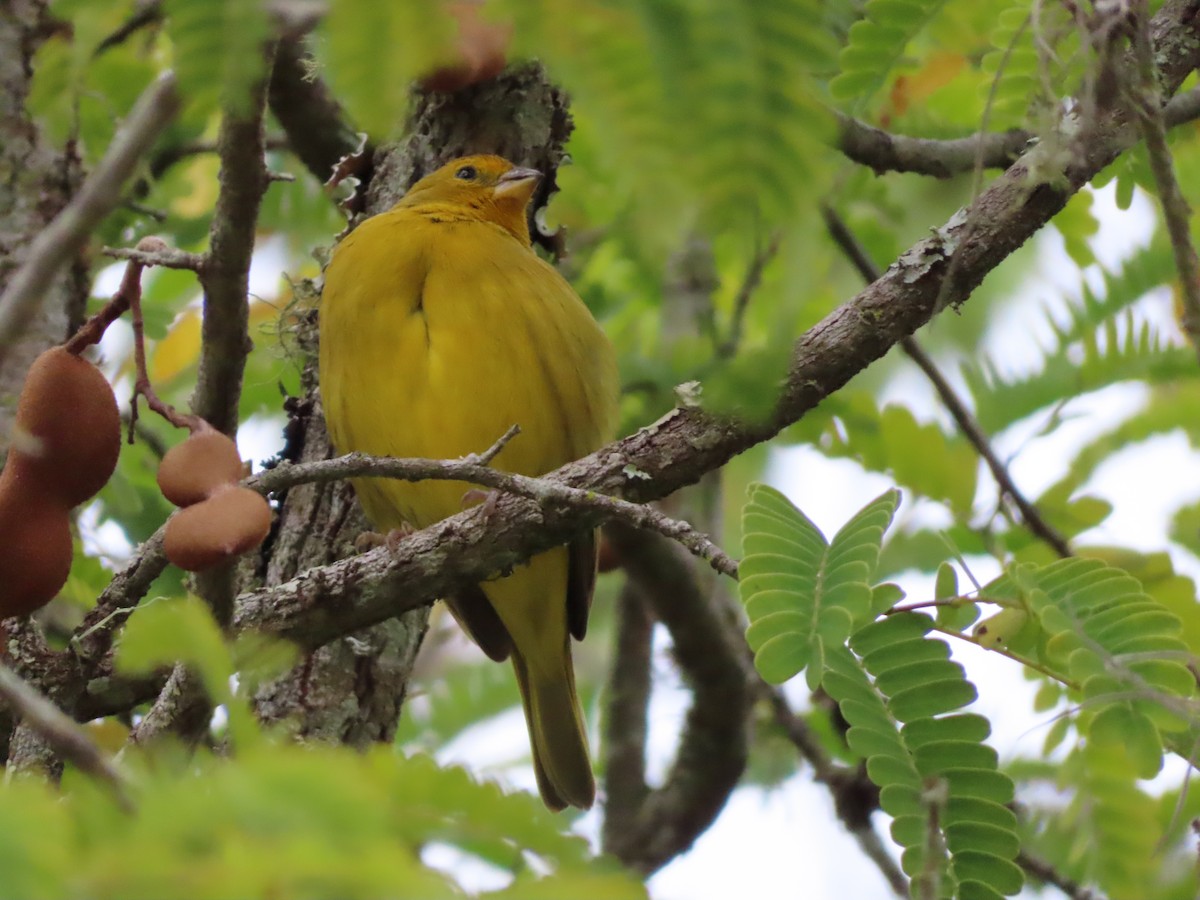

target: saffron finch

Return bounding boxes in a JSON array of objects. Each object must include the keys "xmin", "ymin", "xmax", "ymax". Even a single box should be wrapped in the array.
[{"xmin": 319, "ymin": 154, "xmax": 618, "ymax": 810}]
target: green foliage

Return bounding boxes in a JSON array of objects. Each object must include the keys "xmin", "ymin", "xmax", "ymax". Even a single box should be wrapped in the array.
[
  {"xmin": 498, "ymin": 0, "xmax": 837, "ymax": 233},
  {"xmin": 28, "ymin": 1, "xmax": 157, "ymax": 161},
  {"xmin": 1072, "ymin": 741, "xmax": 1163, "ymax": 900},
  {"xmin": 830, "ymin": 0, "xmax": 949, "ymax": 111},
  {"xmin": 966, "ymin": 313, "xmax": 1195, "ymax": 435},
  {"xmin": 164, "ymin": 0, "xmax": 270, "ymax": 121},
  {"xmin": 737, "ymin": 489, "xmax": 1022, "ymax": 898},
  {"xmin": 821, "ymin": 393, "xmax": 979, "ymax": 515},
  {"xmin": 1, "ymin": 744, "xmax": 644, "ymax": 900},
  {"xmin": 978, "ymin": 558, "xmax": 1195, "ymax": 775},
  {"xmin": 321, "ymin": 0, "xmax": 454, "ymax": 139},
  {"xmin": 739, "ymin": 485, "xmax": 899, "ymax": 687},
  {"xmin": 35, "ymin": 601, "xmax": 645, "ymax": 899},
  {"xmin": 736, "ymin": 484, "xmax": 1200, "ymax": 898},
  {"xmin": 827, "ymin": 620, "xmax": 1023, "ymax": 899},
  {"xmin": 978, "ymin": 0, "xmax": 1079, "ymax": 131}
]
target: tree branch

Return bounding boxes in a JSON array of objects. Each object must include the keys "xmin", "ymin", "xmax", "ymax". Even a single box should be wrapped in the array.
[
  {"xmin": 600, "ymin": 578, "xmax": 654, "ymax": 846},
  {"xmin": 0, "ymin": 661, "xmax": 132, "ymax": 810},
  {"xmin": 0, "ymin": 72, "xmax": 179, "ymax": 366},
  {"xmin": 819, "ymin": 204, "xmax": 1072, "ymax": 558},
  {"xmin": 600, "ymin": 524, "xmax": 752, "ymax": 875},
  {"xmin": 832, "ymin": 84, "xmax": 1200, "ymax": 179},
  {"xmin": 763, "ymin": 686, "xmax": 908, "ymax": 896},
  {"xmin": 1017, "ymin": 849, "xmax": 1097, "ymax": 900},
  {"xmin": 191, "ymin": 62, "xmax": 274, "ymax": 439},
  {"xmin": 835, "ymin": 111, "xmax": 1032, "ymax": 177},
  {"xmin": 103, "ymin": 245, "xmax": 205, "ymax": 271},
  {"xmin": 267, "ymin": 34, "xmax": 364, "ymax": 185},
  {"xmin": 1129, "ymin": 4, "xmax": 1200, "ymax": 361},
  {"xmin": 719, "ymin": 232, "xmax": 782, "ymax": 358},
  {"xmin": 183, "ymin": 53, "xmax": 277, "ymax": 643},
  {"xmin": 251, "ymin": 449, "xmax": 737, "ymax": 578}
]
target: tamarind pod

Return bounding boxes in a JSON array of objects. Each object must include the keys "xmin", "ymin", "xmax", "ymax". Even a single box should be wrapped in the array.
[
  {"xmin": 157, "ymin": 430, "xmax": 245, "ymax": 508},
  {"xmin": 163, "ymin": 485, "xmax": 272, "ymax": 572},
  {"xmin": 12, "ymin": 346, "xmax": 119, "ymax": 507},
  {"xmin": 0, "ymin": 462, "xmax": 73, "ymax": 618}
]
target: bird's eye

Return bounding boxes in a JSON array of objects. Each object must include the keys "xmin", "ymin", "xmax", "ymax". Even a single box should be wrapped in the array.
[{"xmin": 455, "ymin": 165, "xmax": 477, "ymax": 180}]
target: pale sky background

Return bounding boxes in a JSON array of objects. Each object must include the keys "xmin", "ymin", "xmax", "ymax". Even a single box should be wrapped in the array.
[{"xmin": 88, "ymin": 181, "xmax": 1192, "ymax": 898}]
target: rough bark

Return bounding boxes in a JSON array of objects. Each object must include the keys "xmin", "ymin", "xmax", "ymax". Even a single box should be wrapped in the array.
[{"xmin": 0, "ymin": 0, "xmax": 87, "ymax": 438}]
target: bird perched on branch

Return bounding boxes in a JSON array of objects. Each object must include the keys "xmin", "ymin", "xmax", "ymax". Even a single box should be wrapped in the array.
[{"xmin": 319, "ymin": 154, "xmax": 619, "ymax": 811}]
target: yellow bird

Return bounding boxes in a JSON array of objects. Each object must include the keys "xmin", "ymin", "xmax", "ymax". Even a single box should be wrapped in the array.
[{"xmin": 319, "ymin": 155, "xmax": 619, "ymax": 810}]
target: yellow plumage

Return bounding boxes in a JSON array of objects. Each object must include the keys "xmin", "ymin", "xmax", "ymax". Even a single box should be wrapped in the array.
[{"xmin": 319, "ymin": 155, "xmax": 618, "ymax": 810}]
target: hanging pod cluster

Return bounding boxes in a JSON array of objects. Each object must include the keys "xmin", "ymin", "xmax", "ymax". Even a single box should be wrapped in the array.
[
  {"xmin": 0, "ymin": 347, "xmax": 120, "ymax": 616},
  {"xmin": 158, "ymin": 429, "xmax": 271, "ymax": 572}
]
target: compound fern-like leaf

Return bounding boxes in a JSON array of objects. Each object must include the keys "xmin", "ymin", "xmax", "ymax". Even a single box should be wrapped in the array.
[
  {"xmin": 739, "ymin": 486, "xmax": 898, "ymax": 688},
  {"xmin": 830, "ymin": 0, "xmax": 949, "ymax": 111},
  {"xmin": 985, "ymin": 558, "xmax": 1195, "ymax": 777},
  {"xmin": 824, "ymin": 615, "xmax": 1024, "ymax": 900}
]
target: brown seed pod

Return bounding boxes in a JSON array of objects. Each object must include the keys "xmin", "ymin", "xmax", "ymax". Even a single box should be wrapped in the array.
[
  {"xmin": 163, "ymin": 485, "xmax": 272, "ymax": 572},
  {"xmin": 0, "ymin": 464, "xmax": 73, "ymax": 618},
  {"xmin": 157, "ymin": 430, "xmax": 245, "ymax": 507},
  {"xmin": 12, "ymin": 346, "xmax": 120, "ymax": 507}
]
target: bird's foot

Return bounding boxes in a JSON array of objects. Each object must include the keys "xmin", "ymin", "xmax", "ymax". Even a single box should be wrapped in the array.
[
  {"xmin": 461, "ymin": 488, "xmax": 501, "ymax": 520},
  {"xmin": 354, "ymin": 524, "xmax": 414, "ymax": 553}
]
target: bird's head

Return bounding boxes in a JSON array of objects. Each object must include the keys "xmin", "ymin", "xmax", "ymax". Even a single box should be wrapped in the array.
[{"xmin": 399, "ymin": 155, "xmax": 542, "ymax": 245}]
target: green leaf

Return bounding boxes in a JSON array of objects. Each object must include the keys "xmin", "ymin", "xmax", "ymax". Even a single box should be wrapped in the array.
[
  {"xmin": 739, "ymin": 485, "xmax": 898, "ymax": 686},
  {"xmin": 116, "ymin": 596, "xmax": 231, "ymax": 701},
  {"xmin": 824, "ymin": 618, "xmax": 1022, "ymax": 897},
  {"xmin": 165, "ymin": 0, "xmax": 271, "ymax": 122},
  {"xmin": 322, "ymin": 0, "xmax": 455, "ymax": 139},
  {"xmin": 830, "ymin": 0, "xmax": 950, "ymax": 111}
]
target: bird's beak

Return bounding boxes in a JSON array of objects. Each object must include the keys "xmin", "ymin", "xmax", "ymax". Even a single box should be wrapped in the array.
[{"xmin": 494, "ymin": 166, "xmax": 542, "ymax": 199}]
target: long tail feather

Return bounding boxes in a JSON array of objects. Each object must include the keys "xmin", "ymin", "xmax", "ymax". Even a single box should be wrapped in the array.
[{"xmin": 511, "ymin": 643, "xmax": 595, "ymax": 811}]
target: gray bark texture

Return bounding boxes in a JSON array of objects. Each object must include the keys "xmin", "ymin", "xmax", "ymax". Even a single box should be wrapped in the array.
[{"xmin": 0, "ymin": 0, "xmax": 87, "ymax": 439}]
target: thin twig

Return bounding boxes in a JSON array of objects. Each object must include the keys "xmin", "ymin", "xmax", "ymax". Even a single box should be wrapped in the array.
[
  {"xmin": 63, "ymin": 254, "xmax": 145, "ymax": 355},
  {"xmin": 127, "ymin": 257, "xmax": 201, "ymax": 436},
  {"xmin": 833, "ymin": 83, "xmax": 1200, "ymax": 179},
  {"xmin": 719, "ymin": 232, "xmax": 782, "ymax": 358},
  {"xmin": 102, "ymin": 245, "xmax": 205, "ymax": 271},
  {"xmin": 464, "ymin": 424, "xmax": 521, "ymax": 465},
  {"xmin": 820, "ymin": 204, "xmax": 1073, "ymax": 559},
  {"xmin": 835, "ymin": 111, "xmax": 1032, "ymax": 177},
  {"xmin": 191, "ymin": 57, "xmax": 275, "ymax": 438},
  {"xmin": 1129, "ymin": 6, "xmax": 1200, "ymax": 361},
  {"xmin": 250, "ymin": 450, "xmax": 738, "ymax": 579},
  {"xmin": 0, "ymin": 72, "xmax": 179, "ymax": 365},
  {"xmin": 761, "ymin": 684, "xmax": 909, "ymax": 896},
  {"xmin": 93, "ymin": 0, "xmax": 162, "ymax": 56},
  {"xmin": 1017, "ymin": 849, "xmax": 1098, "ymax": 900},
  {"xmin": 0, "ymin": 662, "xmax": 133, "ymax": 810}
]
